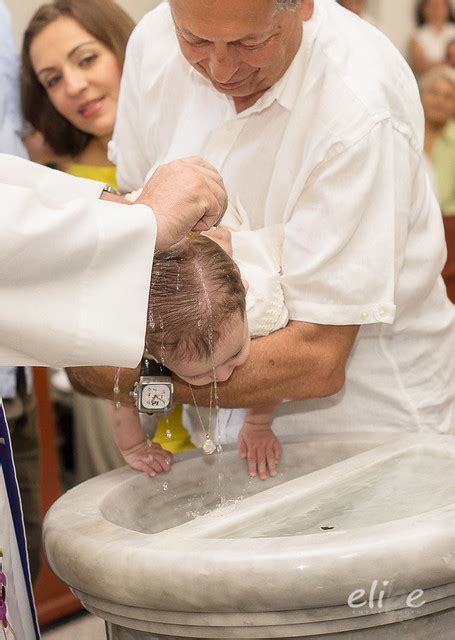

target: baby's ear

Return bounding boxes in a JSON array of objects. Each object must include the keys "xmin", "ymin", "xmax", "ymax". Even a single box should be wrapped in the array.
[{"xmin": 242, "ymin": 278, "xmax": 249, "ymax": 294}]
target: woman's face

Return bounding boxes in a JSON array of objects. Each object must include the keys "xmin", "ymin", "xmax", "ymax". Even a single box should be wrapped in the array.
[
  {"xmin": 422, "ymin": 77, "xmax": 455, "ymax": 124},
  {"xmin": 30, "ymin": 16, "xmax": 121, "ymax": 139},
  {"xmin": 422, "ymin": 0, "xmax": 450, "ymax": 26}
]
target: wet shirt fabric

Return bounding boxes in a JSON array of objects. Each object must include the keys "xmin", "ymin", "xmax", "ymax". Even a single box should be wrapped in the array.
[{"xmin": 111, "ymin": 0, "xmax": 455, "ymax": 436}]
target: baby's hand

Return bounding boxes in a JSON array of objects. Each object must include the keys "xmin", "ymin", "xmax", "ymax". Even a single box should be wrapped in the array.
[
  {"xmin": 237, "ymin": 425, "xmax": 282, "ymax": 480},
  {"xmin": 120, "ymin": 440, "xmax": 173, "ymax": 478}
]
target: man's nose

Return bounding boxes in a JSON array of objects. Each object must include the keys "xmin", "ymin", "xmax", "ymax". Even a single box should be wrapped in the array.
[{"xmin": 208, "ymin": 43, "xmax": 238, "ymax": 83}]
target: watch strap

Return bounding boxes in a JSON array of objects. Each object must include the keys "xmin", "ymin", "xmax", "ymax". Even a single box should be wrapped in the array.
[
  {"xmin": 102, "ymin": 184, "xmax": 119, "ymax": 196},
  {"xmin": 141, "ymin": 357, "xmax": 173, "ymax": 378}
]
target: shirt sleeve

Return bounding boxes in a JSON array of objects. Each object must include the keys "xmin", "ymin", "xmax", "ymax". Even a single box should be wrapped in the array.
[
  {"xmin": 233, "ymin": 120, "xmax": 414, "ymax": 327},
  {"xmin": 0, "ymin": 155, "xmax": 156, "ymax": 367}
]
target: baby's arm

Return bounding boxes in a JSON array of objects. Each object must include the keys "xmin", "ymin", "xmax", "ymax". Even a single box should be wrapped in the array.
[
  {"xmin": 108, "ymin": 403, "xmax": 173, "ymax": 477},
  {"xmin": 237, "ymin": 404, "xmax": 282, "ymax": 480}
]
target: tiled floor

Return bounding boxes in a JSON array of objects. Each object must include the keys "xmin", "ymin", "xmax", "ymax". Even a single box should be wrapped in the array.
[{"xmin": 42, "ymin": 613, "xmax": 106, "ymax": 639}]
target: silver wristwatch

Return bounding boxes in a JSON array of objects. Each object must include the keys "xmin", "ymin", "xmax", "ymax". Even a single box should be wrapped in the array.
[
  {"xmin": 102, "ymin": 184, "xmax": 119, "ymax": 196},
  {"xmin": 130, "ymin": 358, "xmax": 174, "ymax": 414}
]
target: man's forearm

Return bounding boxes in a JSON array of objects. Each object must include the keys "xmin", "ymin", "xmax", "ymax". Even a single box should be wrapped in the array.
[
  {"xmin": 67, "ymin": 321, "xmax": 358, "ymax": 408},
  {"xmin": 67, "ymin": 365, "xmax": 140, "ymax": 404},
  {"xmin": 174, "ymin": 321, "xmax": 359, "ymax": 408}
]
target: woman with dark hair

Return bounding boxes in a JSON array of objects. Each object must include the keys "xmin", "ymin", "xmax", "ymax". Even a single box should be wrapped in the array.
[
  {"xmin": 21, "ymin": 0, "xmax": 134, "ymax": 188},
  {"xmin": 410, "ymin": 0, "xmax": 455, "ymax": 76}
]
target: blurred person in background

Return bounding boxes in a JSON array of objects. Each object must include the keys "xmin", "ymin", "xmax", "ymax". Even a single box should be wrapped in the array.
[
  {"xmin": 21, "ymin": 0, "xmax": 193, "ymax": 484},
  {"xmin": 447, "ymin": 38, "xmax": 455, "ymax": 65},
  {"xmin": 421, "ymin": 65, "xmax": 455, "ymax": 215},
  {"xmin": 410, "ymin": 0, "xmax": 455, "ymax": 76}
]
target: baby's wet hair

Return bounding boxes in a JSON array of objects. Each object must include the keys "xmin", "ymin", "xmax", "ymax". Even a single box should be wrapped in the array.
[{"xmin": 146, "ymin": 235, "xmax": 246, "ymax": 363}]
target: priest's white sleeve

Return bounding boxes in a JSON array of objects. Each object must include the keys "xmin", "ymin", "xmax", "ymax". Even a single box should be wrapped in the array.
[{"xmin": 0, "ymin": 154, "xmax": 156, "ymax": 368}]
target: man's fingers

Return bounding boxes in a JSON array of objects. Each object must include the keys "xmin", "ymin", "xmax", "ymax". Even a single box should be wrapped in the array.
[
  {"xmin": 192, "ymin": 191, "xmax": 226, "ymax": 230},
  {"xmin": 182, "ymin": 156, "xmax": 222, "ymax": 178}
]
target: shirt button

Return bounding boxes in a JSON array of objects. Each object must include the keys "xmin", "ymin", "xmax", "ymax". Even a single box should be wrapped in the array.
[
  {"xmin": 360, "ymin": 311, "xmax": 369, "ymax": 321},
  {"xmin": 378, "ymin": 307, "xmax": 388, "ymax": 318}
]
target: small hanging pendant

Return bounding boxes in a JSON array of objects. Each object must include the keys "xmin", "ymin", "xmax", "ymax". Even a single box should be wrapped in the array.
[{"xmin": 203, "ymin": 437, "xmax": 216, "ymax": 455}]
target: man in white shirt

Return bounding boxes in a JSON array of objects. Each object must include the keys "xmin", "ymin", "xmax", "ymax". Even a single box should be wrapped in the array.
[{"xmin": 89, "ymin": 0, "xmax": 455, "ymax": 443}]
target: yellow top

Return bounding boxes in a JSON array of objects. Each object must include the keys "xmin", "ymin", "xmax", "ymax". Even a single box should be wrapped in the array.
[
  {"xmin": 65, "ymin": 162, "xmax": 194, "ymax": 453},
  {"xmin": 66, "ymin": 163, "xmax": 119, "ymax": 191}
]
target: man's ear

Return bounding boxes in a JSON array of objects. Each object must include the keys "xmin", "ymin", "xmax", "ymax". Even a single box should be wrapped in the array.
[
  {"xmin": 242, "ymin": 278, "xmax": 249, "ymax": 294},
  {"xmin": 299, "ymin": 0, "xmax": 315, "ymax": 22}
]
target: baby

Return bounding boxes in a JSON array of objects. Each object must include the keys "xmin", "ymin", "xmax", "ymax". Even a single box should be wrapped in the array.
[{"xmin": 111, "ymin": 234, "xmax": 283, "ymax": 480}]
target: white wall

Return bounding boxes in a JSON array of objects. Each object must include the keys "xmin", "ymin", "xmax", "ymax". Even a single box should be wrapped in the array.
[
  {"xmin": 6, "ymin": 0, "xmax": 455, "ymax": 57},
  {"xmin": 368, "ymin": 0, "xmax": 416, "ymax": 55},
  {"xmin": 5, "ymin": 0, "xmax": 162, "ymax": 45}
]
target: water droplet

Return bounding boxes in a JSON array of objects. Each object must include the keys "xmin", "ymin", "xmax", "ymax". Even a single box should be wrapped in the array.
[
  {"xmin": 162, "ymin": 482, "xmax": 168, "ymax": 491},
  {"xmin": 113, "ymin": 368, "xmax": 121, "ymax": 407}
]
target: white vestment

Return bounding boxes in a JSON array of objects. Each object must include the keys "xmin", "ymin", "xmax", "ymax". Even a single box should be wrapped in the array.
[{"xmin": 0, "ymin": 154, "xmax": 156, "ymax": 368}]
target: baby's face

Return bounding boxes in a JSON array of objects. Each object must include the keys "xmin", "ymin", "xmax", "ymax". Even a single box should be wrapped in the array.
[{"xmin": 167, "ymin": 312, "xmax": 250, "ymax": 386}]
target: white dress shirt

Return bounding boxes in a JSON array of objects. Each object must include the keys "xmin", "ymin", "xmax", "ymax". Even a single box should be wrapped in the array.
[
  {"xmin": 112, "ymin": 0, "xmax": 455, "ymax": 436},
  {"xmin": 0, "ymin": 155, "xmax": 156, "ymax": 368}
]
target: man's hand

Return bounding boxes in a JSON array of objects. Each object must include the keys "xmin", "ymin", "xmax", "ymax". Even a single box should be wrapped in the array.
[{"xmin": 137, "ymin": 157, "xmax": 228, "ymax": 250}]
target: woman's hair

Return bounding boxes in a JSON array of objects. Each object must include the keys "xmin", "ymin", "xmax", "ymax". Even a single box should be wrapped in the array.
[
  {"xmin": 419, "ymin": 63, "xmax": 455, "ymax": 94},
  {"xmin": 21, "ymin": 0, "xmax": 135, "ymax": 156},
  {"xmin": 416, "ymin": 0, "xmax": 455, "ymax": 27},
  {"xmin": 146, "ymin": 235, "xmax": 246, "ymax": 363}
]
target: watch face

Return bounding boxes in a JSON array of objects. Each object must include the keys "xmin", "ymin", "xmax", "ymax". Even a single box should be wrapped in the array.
[{"xmin": 141, "ymin": 383, "xmax": 171, "ymax": 411}]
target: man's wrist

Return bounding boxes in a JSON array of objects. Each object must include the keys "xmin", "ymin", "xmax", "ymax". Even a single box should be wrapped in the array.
[{"xmin": 100, "ymin": 188, "xmax": 131, "ymax": 205}]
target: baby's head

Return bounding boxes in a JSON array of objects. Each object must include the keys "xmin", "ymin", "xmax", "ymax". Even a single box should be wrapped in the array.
[{"xmin": 146, "ymin": 235, "xmax": 249, "ymax": 385}]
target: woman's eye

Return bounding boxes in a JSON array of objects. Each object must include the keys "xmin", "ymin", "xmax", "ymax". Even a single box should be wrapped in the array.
[
  {"xmin": 45, "ymin": 75, "xmax": 61, "ymax": 89},
  {"xmin": 80, "ymin": 54, "xmax": 97, "ymax": 67}
]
